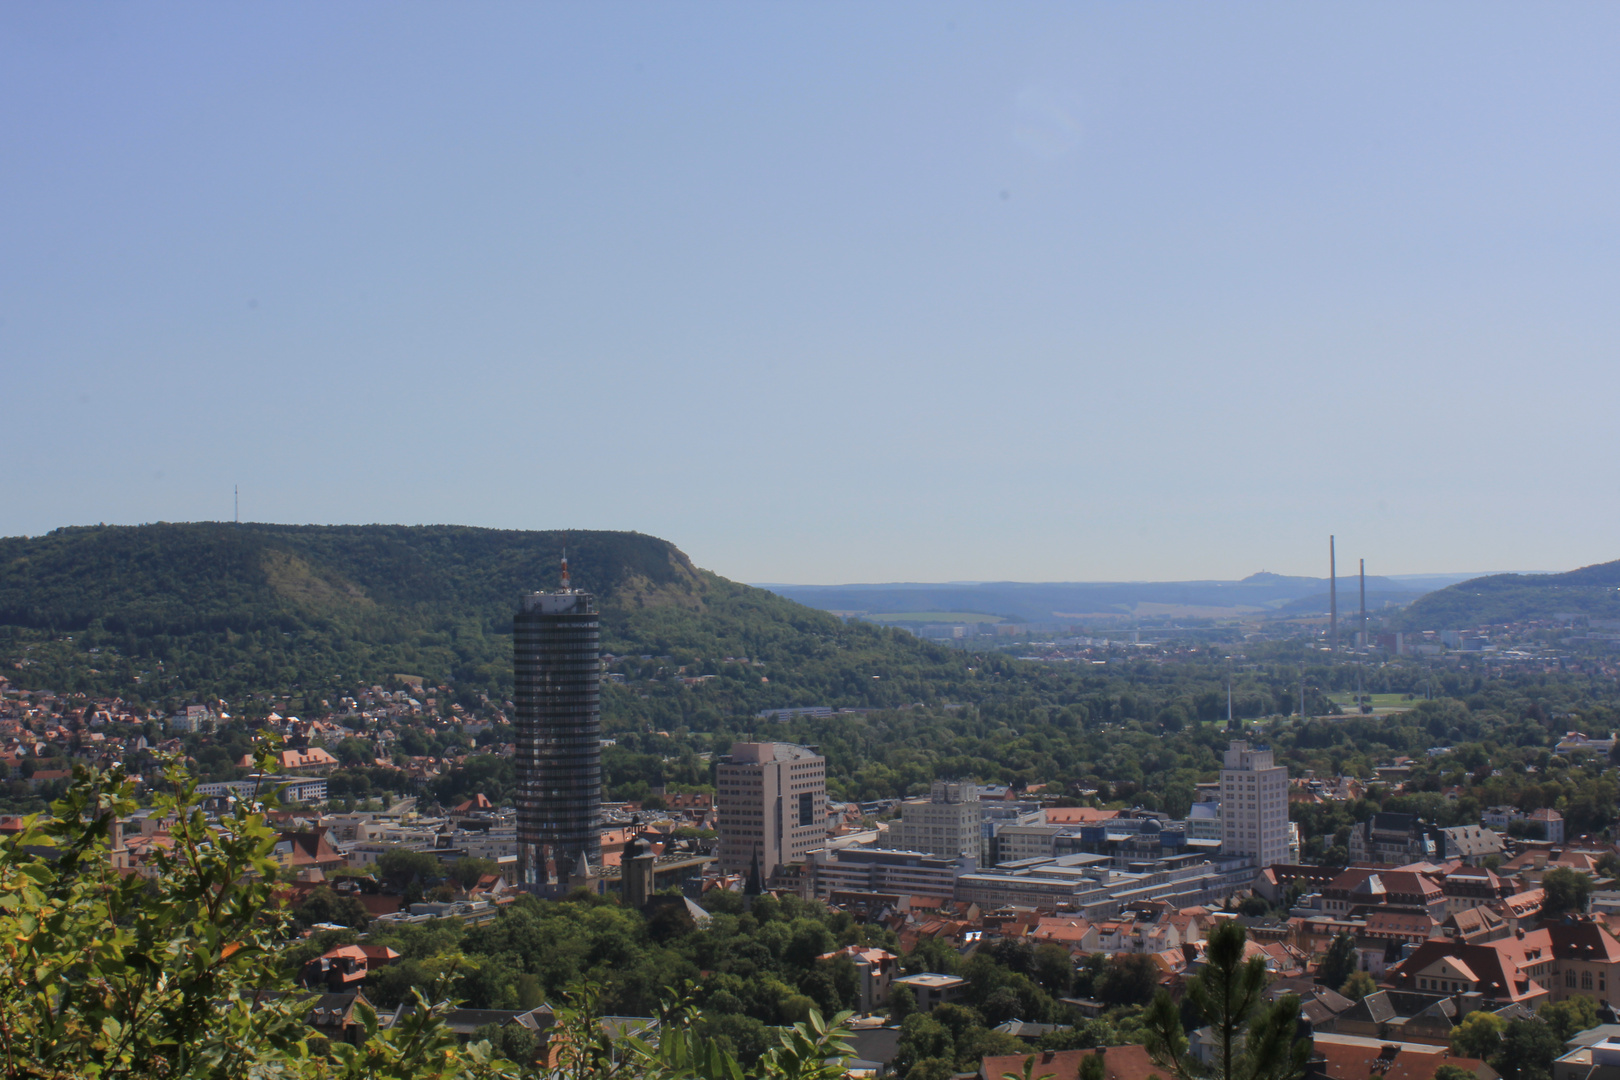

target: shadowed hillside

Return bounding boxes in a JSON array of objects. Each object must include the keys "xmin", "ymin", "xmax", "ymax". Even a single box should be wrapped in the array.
[
  {"xmin": 1393, "ymin": 559, "xmax": 1620, "ymax": 629},
  {"xmin": 0, "ymin": 523, "xmax": 985, "ymax": 722}
]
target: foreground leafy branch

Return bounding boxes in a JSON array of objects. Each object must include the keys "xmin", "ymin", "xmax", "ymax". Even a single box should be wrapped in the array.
[{"xmin": 0, "ymin": 744, "xmax": 856, "ymax": 1080}]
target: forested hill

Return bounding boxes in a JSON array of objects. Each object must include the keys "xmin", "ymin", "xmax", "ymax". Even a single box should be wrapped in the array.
[
  {"xmin": 1394, "ymin": 558, "xmax": 1620, "ymax": 629},
  {"xmin": 0, "ymin": 523, "xmax": 984, "ymax": 720}
]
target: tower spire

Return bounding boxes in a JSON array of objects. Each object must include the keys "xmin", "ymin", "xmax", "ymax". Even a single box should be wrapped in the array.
[{"xmin": 560, "ymin": 547, "xmax": 570, "ymax": 592}]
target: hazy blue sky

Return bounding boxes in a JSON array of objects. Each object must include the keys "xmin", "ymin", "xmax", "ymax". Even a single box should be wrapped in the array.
[{"xmin": 4, "ymin": 5, "xmax": 1618, "ymax": 584}]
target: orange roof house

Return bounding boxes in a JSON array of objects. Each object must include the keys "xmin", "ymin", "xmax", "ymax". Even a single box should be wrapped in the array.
[
  {"xmin": 980, "ymin": 1046, "xmax": 1161, "ymax": 1080},
  {"xmin": 274, "ymin": 828, "xmax": 347, "ymax": 871},
  {"xmin": 1313, "ymin": 1041, "xmax": 1496, "ymax": 1080},
  {"xmin": 449, "ymin": 794, "xmax": 493, "ymax": 816}
]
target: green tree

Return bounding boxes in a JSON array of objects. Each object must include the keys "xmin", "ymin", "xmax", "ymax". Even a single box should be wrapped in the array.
[
  {"xmin": 292, "ymin": 885, "xmax": 372, "ymax": 931},
  {"xmin": 1032, "ymin": 944, "xmax": 1076, "ymax": 997},
  {"xmin": 451, "ymin": 856, "xmax": 501, "ymax": 890},
  {"xmin": 905, "ymin": 936, "xmax": 961, "ymax": 975},
  {"xmin": 890, "ymin": 984, "xmax": 918, "ymax": 1025},
  {"xmin": 1450, "ymin": 1012, "xmax": 1506, "ymax": 1061},
  {"xmin": 1339, "ymin": 972, "xmax": 1376, "ymax": 1002},
  {"xmin": 1096, "ymin": 953, "xmax": 1159, "ymax": 1007},
  {"xmin": 1142, "ymin": 919, "xmax": 1310, "ymax": 1080},
  {"xmin": 896, "ymin": 1014, "xmax": 954, "ymax": 1077},
  {"xmin": 1434, "ymin": 1066, "xmax": 1476, "ymax": 1080},
  {"xmin": 1538, "ymin": 996, "xmax": 1600, "ymax": 1041},
  {"xmin": 1317, "ymin": 933, "xmax": 1358, "ymax": 992},
  {"xmin": 1495, "ymin": 1017, "xmax": 1563, "ymax": 1080},
  {"xmin": 376, "ymin": 848, "xmax": 444, "ymax": 892},
  {"xmin": 0, "ymin": 753, "xmax": 517, "ymax": 1079},
  {"xmin": 1542, "ymin": 867, "xmax": 1593, "ymax": 917}
]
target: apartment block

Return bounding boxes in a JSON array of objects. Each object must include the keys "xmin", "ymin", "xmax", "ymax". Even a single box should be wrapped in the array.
[
  {"xmin": 1220, "ymin": 741, "xmax": 1289, "ymax": 870},
  {"xmin": 881, "ymin": 781, "xmax": 983, "ymax": 863},
  {"xmin": 717, "ymin": 742, "xmax": 826, "ymax": 878}
]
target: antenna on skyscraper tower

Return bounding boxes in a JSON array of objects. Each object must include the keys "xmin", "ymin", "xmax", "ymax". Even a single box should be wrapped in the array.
[{"xmin": 560, "ymin": 547, "xmax": 571, "ymax": 592}]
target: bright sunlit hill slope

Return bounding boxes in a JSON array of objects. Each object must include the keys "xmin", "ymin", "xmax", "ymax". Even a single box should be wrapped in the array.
[{"xmin": 0, "ymin": 523, "xmax": 1000, "ymax": 723}]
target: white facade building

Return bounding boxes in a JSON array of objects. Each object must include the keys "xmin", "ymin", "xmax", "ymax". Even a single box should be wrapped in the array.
[
  {"xmin": 880, "ymin": 781, "xmax": 983, "ymax": 863},
  {"xmin": 1220, "ymin": 741, "xmax": 1290, "ymax": 869},
  {"xmin": 1186, "ymin": 800, "xmax": 1222, "ymax": 842}
]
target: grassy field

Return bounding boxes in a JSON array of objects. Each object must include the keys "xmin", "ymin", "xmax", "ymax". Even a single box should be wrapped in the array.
[
  {"xmin": 861, "ymin": 611, "xmax": 1006, "ymax": 624},
  {"xmin": 1327, "ymin": 692, "xmax": 1419, "ymax": 713}
]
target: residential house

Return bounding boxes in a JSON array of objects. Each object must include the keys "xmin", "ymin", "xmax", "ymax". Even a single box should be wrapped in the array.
[
  {"xmin": 1441, "ymin": 826, "xmax": 1506, "ymax": 866},
  {"xmin": 893, "ymin": 973, "xmax": 967, "ymax": 1011},
  {"xmin": 1385, "ymin": 920, "xmax": 1620, "ymax": 1007},
  {"xmin": 1349, "ymin": 814, "xmax": 1443, "ymax": 865},
  {"xmin": 819, "ymin": 946, "xmax": 899, "ymax": 1012},
  {"xmin": 979, "ymin": 1046, "xmax": 1161, "ymax": 1080}
]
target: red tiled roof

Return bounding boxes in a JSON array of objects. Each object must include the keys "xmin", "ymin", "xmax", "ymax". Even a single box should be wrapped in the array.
[
  {"xmin": 1044, "ymin": 808, "xmax": 1121, "ymax": 825},
  {"xmin": 1314, "ymin": 1044, "xmax": 1494, "ymax": 1080},
  {"xmin": 1386, "ymin": 939, "xmax": 1545, "ymax": 1003},
  {"xmin": 981, "ymin": 1046, "xmax": 1161, "ymax": 1080}
]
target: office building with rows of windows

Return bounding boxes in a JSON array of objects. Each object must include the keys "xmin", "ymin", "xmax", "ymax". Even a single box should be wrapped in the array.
[
  {"xmin": 1219, "ymin": 740, "xmax": 1289, "ymax": 870},
  {"xmin": 717, "ymin": 742, "xmax": 826, "ymax": 879},
  {"xmin": 513, "ymin": 573, "xmax": 601, "ymax": 895}
]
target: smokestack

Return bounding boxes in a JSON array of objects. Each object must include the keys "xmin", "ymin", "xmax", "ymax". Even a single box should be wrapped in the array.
[
  {"xmin": 1360, "ymin": 558, "xmax": 1367, "ymax": 651},
  {"xmin": 1330, "ymin": 536, "xmax": 1337, "ymax": 652}
]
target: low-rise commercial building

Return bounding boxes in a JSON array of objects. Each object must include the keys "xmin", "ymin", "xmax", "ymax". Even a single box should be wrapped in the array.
[{"xmin": 808, "ymin": 846, "xmax": 969, "ymax": 902}]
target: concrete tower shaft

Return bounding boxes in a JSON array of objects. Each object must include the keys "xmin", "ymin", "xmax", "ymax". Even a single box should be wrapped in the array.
[{"xmin": 514, "ymin": 587, "xmax": 601, "ymax": 894}]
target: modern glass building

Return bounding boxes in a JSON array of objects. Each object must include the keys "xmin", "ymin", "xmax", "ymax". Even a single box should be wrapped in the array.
[{"xmin": 513, "ymin": 575, "xmax": 601, "ymax": 894}]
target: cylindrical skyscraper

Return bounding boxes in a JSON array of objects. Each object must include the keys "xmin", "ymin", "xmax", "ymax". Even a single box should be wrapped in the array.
[{"xmin": 513, "ymin": 563, "xmax": 601, "ymax": 895}]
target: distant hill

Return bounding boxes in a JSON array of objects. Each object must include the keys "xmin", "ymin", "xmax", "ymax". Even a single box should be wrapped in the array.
[
  {"xmin": 765, "ymin": 571, "xmax": 1445, "ymax": 624},
  {"xmin": 1393, "ymin": 559, "xmax": 1620, "ymax": 629},
  {"xmin": 0, "ymin": 524, "xmax": 979, "ymax": 722}
]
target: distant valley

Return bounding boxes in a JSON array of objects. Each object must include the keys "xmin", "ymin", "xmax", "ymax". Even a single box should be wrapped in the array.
[{"xmin": 761, "ymin": 572, "xmax": 1492, "ymax": 627}]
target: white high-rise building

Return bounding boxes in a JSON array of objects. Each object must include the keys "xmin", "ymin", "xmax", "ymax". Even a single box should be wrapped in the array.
[
  {"xmin": 1220, "ymin": 741, "xmax": 1289, "ymax": 869},
  {"xmin": 881, "ymin": 781, "xmax": 983, "ymax": 865}
]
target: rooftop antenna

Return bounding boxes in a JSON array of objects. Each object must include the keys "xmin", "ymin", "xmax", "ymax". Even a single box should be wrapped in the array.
[
  {"xmin": 560, "ymin": 546, "xmax": 571, "ymax": 592},
  {"xmin": 1329, "ymin": 536, "xmax": 1338, "ymax": 652}
]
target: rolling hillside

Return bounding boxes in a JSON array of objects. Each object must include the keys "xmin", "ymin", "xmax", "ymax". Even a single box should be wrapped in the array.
[
  {"xmin": 1393, "ymin": 558, "xmax": 1620, "ymax": 629},
  {"xmin": 0, "ymin": 523, "xmax": 989, "ymax": 723},
  {"xmin": 767, "ymin": 571, "xmax": 1440, "ymax": 624}
]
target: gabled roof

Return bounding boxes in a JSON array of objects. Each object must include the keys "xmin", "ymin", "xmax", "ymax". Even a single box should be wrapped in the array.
[
  {"xmin": 1547, "ymin": 920, "xmax": 1620, "ymax": 963},
  {"xmin": 979, "ymin": 1046, "xmax": 1159, "ymax": 1080},
  {"xmin": 1377, "ymin": 871, "xmax": 1444, "ymax": 901},
  {"xmin": 1444, "ymin": 907, "xmax": 1506, "ymax": 939},
  {"xmin": 1312, "ymin": 1042, "xmax": 1495, "ymax": 1080},
  {"xmin": 1386, "ymin": 940, "xmax": 1545, "ymax": 1003},
  {"xmin": 1340, "ymin": 990, "xmax": 1398, "ymax": 1025}
]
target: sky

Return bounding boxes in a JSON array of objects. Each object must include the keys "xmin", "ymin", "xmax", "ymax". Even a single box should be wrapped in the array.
[{"xmin": 3, "ymin": 5, "xmax": 1619, "ymax": 585}]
